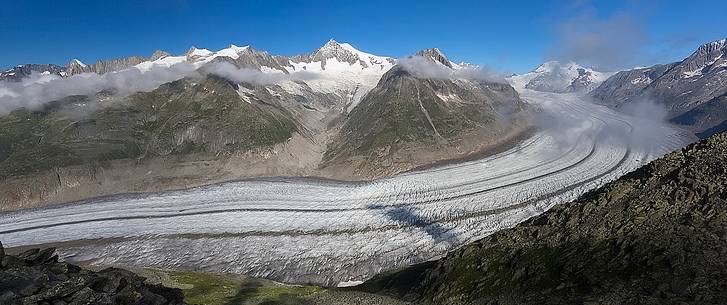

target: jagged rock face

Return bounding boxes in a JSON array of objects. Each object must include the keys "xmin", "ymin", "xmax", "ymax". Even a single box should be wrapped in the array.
[
  {"xmin": 415, "ymin": 48, "xmax": 454, "ymax": 68},
  {"xmin": 591, "ymin": 38, "xmax": 727, "ymax": 136},
  {"xmin": 359, "ymin": 132, "xmax": 727, "ymax": 305},
  {"xmin": 0, "ymin": 64, "xmax": 66, "ymax": 82},
  {"xmin": 322, "ymin": 65, "xmax": 530, "ymax": 178},
  {"xmin": 66, "ymin": 50, "xmax": 170, "ymax": 75},
  {"xmin": 0, "ymin": 243, "xmax": 186, "ymax": 305}
]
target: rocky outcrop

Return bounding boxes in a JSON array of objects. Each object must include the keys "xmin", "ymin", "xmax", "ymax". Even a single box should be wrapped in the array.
[
  {"xmin": 359, "ymin": 131, "xmax": 727, "ymax": 304},
  {"xmin": 0, "ymin": 242, "xmax": 186, "ymax": 305}
]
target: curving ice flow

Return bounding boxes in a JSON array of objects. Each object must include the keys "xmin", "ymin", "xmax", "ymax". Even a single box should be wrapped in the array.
[{"xmin": 0, "ymin": 89, "xmax": 694, "ymax": 286}]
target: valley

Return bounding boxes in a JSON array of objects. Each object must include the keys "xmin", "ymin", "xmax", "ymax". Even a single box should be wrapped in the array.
[{"xmin": 0, "ymin": 88, "xmax": 693, "ymax": 287}]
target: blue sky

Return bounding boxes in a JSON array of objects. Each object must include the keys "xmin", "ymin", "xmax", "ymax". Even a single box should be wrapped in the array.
[{"xmin": 1, "ymin": 0, "xmax": 725, "ymax": 73}]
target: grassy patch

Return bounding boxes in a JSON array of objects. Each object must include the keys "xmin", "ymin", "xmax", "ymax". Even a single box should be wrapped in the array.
[{"xmin": 169, "ymin": 271, "xmax": 323, "ymax": 305}]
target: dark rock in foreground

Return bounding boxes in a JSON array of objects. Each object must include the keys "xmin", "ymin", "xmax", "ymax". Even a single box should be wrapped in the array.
[
  {"xmin": 0, "ymin": 242, "xmax": 186, "ymax": 305},
  {"xmin": 358, "ymin": 131, "xmax": 727, "ymax": 304}
]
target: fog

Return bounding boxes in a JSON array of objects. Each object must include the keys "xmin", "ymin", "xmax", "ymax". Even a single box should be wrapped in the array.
[
  {"xmin": 0, "ymin": 61, "xmax": 318, "ymax": 116},
  {"xmin": 397, "ymin": 56, "xmax": 506, "ymax": 83}
]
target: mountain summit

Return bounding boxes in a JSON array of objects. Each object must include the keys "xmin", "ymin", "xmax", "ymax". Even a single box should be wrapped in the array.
[
  {"xmin": 415, "ymin": 48, "xmax": 457, "ymax": 68},
  {"xmin": 508, "ymin": 61, "xmax": 611, "ymax": 93}
]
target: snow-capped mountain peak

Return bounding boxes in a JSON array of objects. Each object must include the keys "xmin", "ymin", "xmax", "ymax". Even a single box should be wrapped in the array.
[
  {"xmin": 509, "ymin": 60, "xmax": 611, "ymax": 93},
  {"xmin": 215, "ymin": 44, "xmax": 251, "ymax": 59},
  {"xmin": 308, "ymin": 39, "xmax": 394, "ymax": 69},
  {"xmin": 70, "ymin": 59, "xmax": 87, "ymax": 68}
]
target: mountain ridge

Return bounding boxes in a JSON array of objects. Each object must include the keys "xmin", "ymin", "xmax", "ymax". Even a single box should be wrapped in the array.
[
  {"xmin": 508, "ymin": 61, "xmax": 611, "ymax": 93},
  {"xmin": 590, "ymin": 37, "xmax": 727, "ymax": 137}
]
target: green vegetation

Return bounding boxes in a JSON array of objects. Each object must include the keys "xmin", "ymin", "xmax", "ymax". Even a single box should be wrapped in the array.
[
  {"xmin": 324, "ymin": 67, "xmax": 524, "ymax": 165},
  {"xmin": 169, "ymin": 271, "xmax": 323, "ymax": 305},
  {"xmin": 0, "ymin": 76, "xmax": 296, "ymax": 179}
]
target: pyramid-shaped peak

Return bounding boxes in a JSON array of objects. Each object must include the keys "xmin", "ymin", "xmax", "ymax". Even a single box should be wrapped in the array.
[
  {"xmin": 323, "ymin": 38, "xmax": 340, "ymax": 47},
  {"xmin": 312, "ymin": 39, "xmax": 362, "ymax": 65},
  {"xmin": 67, "ymin": 58, "xmax": 87, "ymax": 68},
  {"xmin": 415, "ymin": 48, "xmax": 453, "ymax": 68}
]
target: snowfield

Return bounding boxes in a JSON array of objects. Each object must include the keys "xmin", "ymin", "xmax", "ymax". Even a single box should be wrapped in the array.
[{"xmin": 0, "ymin": 89, "xmax": 693, "ymax": 286}]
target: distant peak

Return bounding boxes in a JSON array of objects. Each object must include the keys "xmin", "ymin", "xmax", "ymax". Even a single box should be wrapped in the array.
[
  {"xmin": 415, "ymin": 48, "xmax": 453, "ymax": 68},
  {"xmin": 534, "ymin": 61, "xmax": 589, "ymax": 73},
  {"xmin": 68, "ymin": 59, "xmax": 87, "ymax": 68}
]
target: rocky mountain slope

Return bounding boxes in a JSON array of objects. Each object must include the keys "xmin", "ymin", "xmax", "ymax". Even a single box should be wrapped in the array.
[
  {"xmin": 591, "ymin": 38, "xmax": 727, "ymax": 136},
  {"xmin": 322, "ymin": 50, "xmax": 531, "ymax": 178},
  {"xmin": 0, "ymin": 242, "xmax": 186, "ymax": 305},
  {"xmin": 0, "ymin": 40, "xmax": 530, "ymax": 209},
  {"xmin": 508, "ymin": 61, "xmax": 611, "ymax": 93},
  {"xmin": 358, "ymin": 131, "xmax": 727, "ymax": 305}
]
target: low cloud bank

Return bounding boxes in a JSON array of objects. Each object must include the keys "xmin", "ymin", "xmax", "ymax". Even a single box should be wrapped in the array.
[
  {"xmin": 397, "ymin": 56, "xmax": 506, "ymax": 83},
  {"xmin": 0, "ymin": 61, "xmax": 318, "ymax": 116},
  {"xmin": 0, "ymin": 63, "xmax": 200, "ymax": 116},
  {"xmin": 534, "ymin": 94, "xmax": 675, "ymax": 154}
]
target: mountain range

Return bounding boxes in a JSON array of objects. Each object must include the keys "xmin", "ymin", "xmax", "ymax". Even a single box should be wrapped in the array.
[
  {"xmin": 0, "ymin": 40, "xmax": 532, "ymax": 209},
  {"xmin": 508, "ymin": 61, "xmax": 612, "ymax": 93},
  {"xmin": 590, "ymin": 39, "xmax": 727, "ymax": 137},
  {"xmin": 503, "ymin": 38, "xmax": 727, "ymax": 138}
]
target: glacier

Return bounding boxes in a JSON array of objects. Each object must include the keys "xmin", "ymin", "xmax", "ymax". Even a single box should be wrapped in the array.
[{"xmin": 0, "ymin": 89, "xmax": 693, "ymax": 286}]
